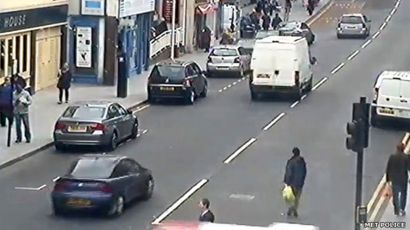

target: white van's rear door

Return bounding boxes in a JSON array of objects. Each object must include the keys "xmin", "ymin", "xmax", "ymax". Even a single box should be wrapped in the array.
[
  {"xmin": 377, "ymin": 78, "xmax": 401, "ymax": 117},
  {"xmin": 398, "ymin": 80, "xmax": 410, "ymax": 118}
]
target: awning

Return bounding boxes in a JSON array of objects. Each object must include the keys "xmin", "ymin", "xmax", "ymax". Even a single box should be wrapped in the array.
[{"xmin": 196, "ymin": 3, "xmax": 218, "ymax": 15}]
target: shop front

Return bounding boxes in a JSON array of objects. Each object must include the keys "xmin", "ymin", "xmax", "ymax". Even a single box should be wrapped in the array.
[
  {"xmin": 0, "ymin": 4, "xmax": 68, "ymax": 91},
  {"xmin": 194, "ymin": 0, "xmax": 219, "ymax": 48}
]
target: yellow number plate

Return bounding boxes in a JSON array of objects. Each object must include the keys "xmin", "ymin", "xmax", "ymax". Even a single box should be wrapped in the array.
[
  {"xmin": 66, "ymin": 198, "xmax": 91, "ymax": 207},
  {"xmin": 68, "ymin": 126, "xmax": 87, "ymax": 132},
  {"xmin": 160, "ymin": 87, "xmax": 175, "ymax": 91}
]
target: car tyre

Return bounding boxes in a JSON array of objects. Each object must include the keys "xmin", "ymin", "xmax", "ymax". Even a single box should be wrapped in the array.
[
  {"xmin": 52, "ymin": 205, "xmax": 64, "ymax": 216},
  {"xmin": 337, "ymin": 34, "xmax": 341, "ymax": 39},
  {"xmin": 108, "ymin": 196, "xmax": 125, "ymax": 217},
  {"xmin": 186, "ymin": 90, "xmax": 195, "ymax": 105},
  {"xmin": 130, "ymin": 121, "xmax": 139, "ymax": 139},
  {"xmin": 251, "ymin": 90, "xmax": 258, "ymax": 101},
  {"xmin": 294, "ymin": 87, "xmax": 303, "ymax": 100},
  {"xmin": 107, "ymin": 132, "xmax": 118, "ymax": 151},
  {"xmin": 200, "ymin": 83, "xmax": 208, "ymax": 98},
  {"xmin": 142, "ymin": 177, "xmax": 154, "ymax": 200},
  {"xmin": 370, "ymin": 108, "xmax": 380, "ymax": 127},
  {"xmin": 306, "ymin": 77, "xmax": 313, "ymax": 92}
]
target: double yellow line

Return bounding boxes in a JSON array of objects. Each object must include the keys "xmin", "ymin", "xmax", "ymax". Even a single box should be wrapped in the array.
[{"xmin": 366, "ymin": 133, "xmax": 410, "ymax": 224}]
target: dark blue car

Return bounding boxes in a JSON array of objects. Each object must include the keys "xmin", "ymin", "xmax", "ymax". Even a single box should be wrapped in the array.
[{"xmin": 51, "ymin": 155, "xmax": 154, "ymax": 217}]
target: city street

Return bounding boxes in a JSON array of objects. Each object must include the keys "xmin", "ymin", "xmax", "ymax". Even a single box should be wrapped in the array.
[{"xmin": 0, "ymin": 0, "xmax": 407, "ymax": 229}]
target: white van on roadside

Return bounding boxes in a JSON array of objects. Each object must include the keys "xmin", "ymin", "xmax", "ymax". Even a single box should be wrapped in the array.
[
  {"xmin": 249, "ymin": 36, "xmax": 317, "ymax": 100},
  {"xmin": 371, "ymin": 71, "xmax": 410, "ymax": 126}
]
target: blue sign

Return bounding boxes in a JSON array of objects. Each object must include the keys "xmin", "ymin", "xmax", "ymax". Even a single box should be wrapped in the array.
[{"xmin": 0, "ymin": 5, "xmax": 68, "ymax": 34}]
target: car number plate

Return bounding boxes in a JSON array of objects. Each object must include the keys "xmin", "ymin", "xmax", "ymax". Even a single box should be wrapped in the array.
[
  {"xmin": 378, "ymin": 108, "xmax": 394, "ymax": 115},
  {"xmin": 68, "ymin": 125, "xmax": 87, "ymax": 132},
  {"xmin": 160, "ymin": 86, "xmax": 175, "ymax": 91},
  {"xmin": 66, "ymin": 198, "xmax": 91, "ymax": 207}
]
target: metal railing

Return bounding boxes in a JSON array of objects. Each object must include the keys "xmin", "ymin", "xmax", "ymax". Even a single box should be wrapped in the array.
[{"xmin": 150, "ymin": 27, "xmax": 184, "ymax": 58}]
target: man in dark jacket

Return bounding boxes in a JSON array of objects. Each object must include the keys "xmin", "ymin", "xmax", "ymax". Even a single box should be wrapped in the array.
[
  {"xmin": 0, "ymin": 77, "xmax": 13, "ymax": 127},
  {"xmin": 198, "ymin": 198, "xmax": 215, "ymax": 222},
  {"xmin": 307, "ymin": 0, "xmax": 315, "ymax": 16},
  {"xmin": 201, "ymin": 26, "xmax": 212, "ymax": 52},
  {"xmin": 283, "ymin": 147, "xmax": 307, "ymax": 217},
  {"xmin": 386, "ymin": 143, "xmax": 410, "ymax": 216},
  {"xmin": 262, "ymin": 14, "xmax": 271, "ymax": 30},
  {"xmin": 57, "ymin": 63, "xmax": 72, "ymax": 104},
  {"xmin": 271, "ymin": 13, "xmax": 283, "ymax": 30}
]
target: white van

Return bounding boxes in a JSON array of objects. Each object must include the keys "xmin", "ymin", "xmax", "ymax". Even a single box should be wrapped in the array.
[
  {"xmin": 249, "ymin": 36, "xmax": 316, "ymax": 100},
  {"xmin": 371, "ymin": 71, "xmax": 410, "ymax": 126}
]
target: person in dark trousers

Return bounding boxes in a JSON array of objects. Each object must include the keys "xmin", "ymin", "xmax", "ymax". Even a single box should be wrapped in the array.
[
  {"xmin": 198, "ymin": 198, "xmax": 215, "ymax": 222},
  {"xmin": 283, "ymin": 147, "xmax": 307, "ymax": 217},
  {"xmin": 13, "ymin": 84, "xmax": 32, "ymax": 143},
  {"xmin": 386, "ymin": 143, "xmax": 410, "ymax": 216},
  {"xmin": 201, "ymin": 26, "xmax": 212, "ymax": 52},
  {"xmin": 262, "ymin": 13, "xmax": 271, "ymax": 30},
  {"xmin": 57, "ymin": 63, "xmax": 72, "ymax": 104},
  {"xmin": 307, "ymin": 0, "xmax": 315, "ymax": 16},
  {"xmin": 271, "ymin": 13, "xmax": 283, "ymax": 30},
  {"xmin": 0, "ymin": 77, "xmax": 13, "ymax": 127},
  {"xmin": 284, "ymin": 0, "xmax": 292, "ymax": 22}
]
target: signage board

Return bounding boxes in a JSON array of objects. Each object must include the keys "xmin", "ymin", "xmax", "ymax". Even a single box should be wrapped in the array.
[
  {"xmin": 76, "ymin": 27, "xmax": 93, "ymax": 68},
  {"xmin": 119, "ymin": 0, "xmax": 155, "ymax": 17},
  {"xmin": 81, "ymin": 0, "xmax": 105, "ymax": 16}
]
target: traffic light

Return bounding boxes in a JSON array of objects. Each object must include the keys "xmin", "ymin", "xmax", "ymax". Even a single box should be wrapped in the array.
[
  {"xmin": 346, "ymin": 120, "xmax": 362, "ymax": 151},
  {"xmin": 346, "ymin": 97, "xmax": 370, "ymax": 152}
]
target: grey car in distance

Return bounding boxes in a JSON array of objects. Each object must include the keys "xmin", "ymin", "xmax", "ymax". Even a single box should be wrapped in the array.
[
  {"xmin": 206, "ymin": 45, "xmax": 251, "ymax": 78},
  {"xmin": 53, "ymin": 101, "xmax": 139, "ymax": 152},
  {"xmin": 337, "ymin": 13, "xmax": 371, "ymax": 38}
]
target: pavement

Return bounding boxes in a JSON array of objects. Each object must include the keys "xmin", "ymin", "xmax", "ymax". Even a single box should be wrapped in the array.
[{"xmin": 0, "ymin": 0, "xmax": 406, "ymax": 230}]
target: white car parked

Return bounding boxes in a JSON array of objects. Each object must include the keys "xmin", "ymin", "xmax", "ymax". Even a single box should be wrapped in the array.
[{"xmin": 371, "ymin": 71, "xmax": 410, "ymax": 126}]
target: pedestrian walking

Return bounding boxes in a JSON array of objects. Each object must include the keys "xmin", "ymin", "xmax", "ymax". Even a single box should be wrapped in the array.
[
  {"xmin": 283, "ymin": 147, "xmax": 307, "ymax": 217},
  {"xmin": 57, "ymin": 63, "xmax": 72, "ymax": 104},
  {"xmin": 271, "ymin": 13, "xmax": 283, "ymax": 30},
  {"xmin": 307, "ymin": 0, "xmax": 315, "ymax": 16},
  {"xmin": 262, "ymin": 14, "xmax": 271, "ymax": 30},
  {"xmin": 284, "ymin": 0, "xmax": 292, "ymax": 22},
  {"xmin": 12, "ymin": 73, "xmax": 27, "ymax": 90},
  {"xmin": 13, "ymin": 84, "xmax": 32, "ymax": 143},
  {"xmin": 198, "ymin": 198, "xmax": 215, "ymax": 222},
  {"xmin": 0, "ymin": 77, "xmax": 13, "ymax": 127},
  {"xmin": 385, "ymin": 143, "xmax": 410, "ymax": 216},
  {"xmin": 201, "ymin": 26, "xmax": 212, "ymax": 52}
]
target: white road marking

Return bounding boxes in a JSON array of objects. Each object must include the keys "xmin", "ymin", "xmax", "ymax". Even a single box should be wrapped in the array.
[
  {"xmin": 372, "ymin": 31, "xmax": 380, "ymax": 39},
  {"xmin": 233, "ymin": 82, "xmax": 237, "ymax": 85},
  {"xmin": 224, "ymin": 138, "xmax": 257, "ymax": 164},
  {"xmin": 142, "ymin": 129, "xmax": 148, "ymax": 134},
  {"xmin": 301, "ymin": 94, "xmax": 307, "ymax": 101},
  {"xmin": 15, "ymin": 184, "xmax": 47, "ymax": 191},
  {"xmin": 218, "ymin": 89, "xmax": 223, "ymax": 93},
  {"xmin": 331, "ymin": 63, "xmax": 345, "ymax": 74},
  {"xmin": 135, "ymin": 104, "xmax": 150, "ymax": 112},
  {"xmin": 102, "ymin": 152, "xmax": 107, "ymax": 155},
  {"xmin": 395, "ymin": 0, "xmax": 400, "ymax": 9},
  {"xmin": 137, "ymin": 134, "xmax": 141, "ymax": 137},
  {"xmin": 223, "ymin": 87, "xmax": 228, "ymax": 90},
  {"xmin": 290, "ymin": 101, "xmax": 300, "ymax": 108},
  {"xmin": 152, "ymin": 179, "xmax": 208, "ymax": 224},
  {"xmin": 229, "ymin": 193, "xmax": 255, "ymax": 201},
  {"xmin": 227, "ymin": 84, "xmax": 232, "ymax": 88},
  {"xmin": 312, "ymin": 77, "xmax": 328, "ymax": 91},
  {"xmin": 390, "ymin": 8, "xmax": 396, "ymax": 16},
  {"xmin": 52, "ymin": 176, "xmax": 60, "ymax": 182},
  {"xmin": 263, "ymin": 113, "xmax": 286, "ymax": 131},
  {"xmin": 238, "ymin": 79, "xmax": 242, "ymax": 82},
  {"xmin": 386, "ymin": 15, "xmax": 392, "ymax": 22},
  {"xmin": 242, "ymin": 77, "xmax": 246, "ymax": 80},
  {"xmin": 347, "ymin": 50, "xmax": 360, "ymax": 61},
  {"xmin": 361, "ymin": 40, "xmax": 372, "ymax": 49},
  {"xmin": 379, "ymin": 22, "xmax": 387, "ymax": 31}
]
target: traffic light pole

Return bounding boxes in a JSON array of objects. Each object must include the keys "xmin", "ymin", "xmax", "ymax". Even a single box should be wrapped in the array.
[{"xmin": 355, "ymin": 148, "xmax": 364, "ymax": 230}]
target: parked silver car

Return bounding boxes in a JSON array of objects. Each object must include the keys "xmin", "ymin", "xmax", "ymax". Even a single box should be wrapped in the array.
[
  {"xmin": 206, "ymin": 45, "xmax": 251, "ymax": 78},
  {"xmin": 337, "ymin": 13, "xmax": 371, "ymax": 38},
  {"xmin": 53, "ymin": 101, "xmax": 139, "ymax": 152}
]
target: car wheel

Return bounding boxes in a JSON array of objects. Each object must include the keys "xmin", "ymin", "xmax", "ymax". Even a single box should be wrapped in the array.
[
  {"xmin": 306, "ymin": 77, "xmax": 313, "ymax": 92},
  {"xmin": 186, "ymin": 90, "xmax": 195, "ymax": 105},
  {"xmin": 54, "ymin": 143, "xmax": 66, "ymax": 152},
  {"xmin": 52, "ymin": 205, "xmax": 64, "ymax": 216},
  {"xmin": 337, "ymin": 34, "xmax": 341, "ymax": 39},
  {"xmin": 107, "ymin": 132, "xmax": 118, "ymax": 151},
  {"xmin": 251, "ymin": 90, "xmax": 258, "ymax": 101},
  {"xmin": 130, "ymin": 122, "xmax": 138, "ymax": 139},
  {"xmin": 147, "ymin": 92, "xmax": 155, "ymax": 104},
  {"xmin": 370, "ymin": 108, "xmax": 380, "ymax": 127},
  {"xmin": 108, "ymin": 196, "xmax": 125, "ymax": 217},
  {"xmin": 142, "ymin": 177, "xmax": 154, "ymax": 200},
  {"xmin": 200, "ymin": 83, "xmax": 208, "ymax": 98},
  {"xmin": 294, "ymin": 87, "xmax": 303, "ymax": 100}
]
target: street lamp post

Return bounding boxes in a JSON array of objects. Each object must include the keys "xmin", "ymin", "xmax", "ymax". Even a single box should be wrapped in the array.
[{"xmin": 170, "ymin": 0, "xmax": 177, "ymax": 60}]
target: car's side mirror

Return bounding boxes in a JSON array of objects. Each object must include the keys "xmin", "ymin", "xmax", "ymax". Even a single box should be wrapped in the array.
[
  {"xmin": 127, "ymin": 109, "xmax": 133, "ymax": 114},
  {"xmin": 311, "ymin": 57, "xmax": 317, "ymax": 65},
  {"xmin": 201, "ymin": 70, "xmax": 208, "ymax": 76},
  {"xmin": 367, "ymin": 19, "xmax": 372, "ymax": 22}
]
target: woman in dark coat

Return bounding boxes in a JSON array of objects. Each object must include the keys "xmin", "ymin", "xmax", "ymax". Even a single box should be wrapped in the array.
[
  {"xmin": 57, "ymin": 63, "xmax": 72, "ymax": 104},
  {"xmin": 201, "ymin": 26, "xmax": 212, "ymax": 52}
]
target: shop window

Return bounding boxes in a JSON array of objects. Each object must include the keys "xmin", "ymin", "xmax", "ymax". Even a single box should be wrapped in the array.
[
  {"xmin": 0, "ymin": 39, "xmax": 4, "ymax": 78},
  {"xmin": 0, "ymin": 34, "xmax": 30, "ymax": 78},
  {"xmin": 16, "ymin": 37, "xmax": 21, "ymax": 72},
  {"xmin": 22, "ymin": 35, "xmax": 28, "ymax": 73},
  {"xmin": 7, "ymin": 38, "xmax": 13, "ymax": 75}
]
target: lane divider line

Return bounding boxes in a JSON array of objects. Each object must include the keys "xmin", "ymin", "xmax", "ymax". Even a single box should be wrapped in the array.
[
  {"xmin": 242, "ymin": 77, "xmax": 246, "ymax": 80},
  {"xmin": 224, "ymin": 138, "xmax": 257, "ymax": 164},
  {"xmin": 331, "ymin": 63, "xmax": 345, "ymax": 74},
  {"xmin": 238, "ymin": 79, "xmax": 242, "ymax": 82},
  {"xmin": 233, "ymin": 82, "xmax": 237, "ymax": 85},
  {"xmin": 385, "ymin": 15, "xmax": 392, "ymax": 22},
  {"xmin": 372, "ymin": 31, "xmax": 381, "ymax": 39},
  {"xmin": 290, "ymin": 101, "xmax": 300, "ymax": 108},
  {"xmin": 227, "ymin": 84, "xmax": 232, "ymax": 88},
  {"xmin": 301, "ymin": 94, "xmax": 307, "ymax": 101},
  {"xmin": 152, "ymin": 179, "xmax": 209, "ymax": 224},
  {"xmin": 134, "ymin": 104, "xmax": 150, "ymax": 113},
  {"xmin": 379, "ymin": 22, "xmax": 387, "ymax": 31},
  {"xmin": 263, "ymin": 113, "xmax": 286, "ymax": 131},
  {"xmin": 142, "ymin": 129, "xmax": 148, "ymax": 134},
  {"xmin": 312, "ymin": 77, "xmax": 328, "ymax": 91},
  {"xmin": 390, "ymin": 8, "xmax": 396, "ymax": 16},
  {"xmin": 218, "ymin": 89, "xmax": 223, "ymax": 93},
  {"xmin": 361, "ymin": 40, "xmax": 372, "ymax": 49},
  {"xmin": 15, "ymin": 184, "xmax": 47, "ymax": 191},
  {"xmin": 347, "ymin": 50, "xmax": 360, "ymax": 61},
  {"xmin": 223, "ymin": 87, "xmax": 227, "ymax": 90},
  {"xmin": 52, "ymin": 176, "xmax": 60, "ymax": 182}
]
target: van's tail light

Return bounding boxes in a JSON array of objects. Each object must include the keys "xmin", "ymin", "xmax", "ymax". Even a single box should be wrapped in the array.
[
  {"xmin": 373, "ymin": 88, "xmax": 379, "ymax": 102},
  {"xmin": 183, "ymin": 79, "xmax": 191, "ymax": 87},
  {"xmin": 54, "ymin": 122, "xmax": 67, "ymax": 131},
  {"xmin": 294, "ymin": 71, "xmax": 300, "ymax": 86},
  {"xmin": 54, "ymin": 181, "xmax": 69, "ymax": 192},
  {"xmin": 362, "ymin": 23, "xmax": 366, "ymax": 28},
  {"xmin": 207, "ymin": 57, "xmax": 212, "ymax": 63},
  {"xmin": 99, "ymin": 183, "xmax": 114, "ymax": 194},
  {"xmin": 91, "ymin": 123, "xmax": 107, "ymax": 132},
  {"xmin": 234, "ymin": 57, "xmax": 240, "ymax": 63}
]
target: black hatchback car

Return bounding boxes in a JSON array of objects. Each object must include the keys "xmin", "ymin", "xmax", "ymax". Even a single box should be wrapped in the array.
[
  {"xmin": 51, "ymin": 155, "xmax": 154, "ymax": 217},
  {"xmin": 147, "ymin": 61, "xmax": 208, "ymax": 104}
]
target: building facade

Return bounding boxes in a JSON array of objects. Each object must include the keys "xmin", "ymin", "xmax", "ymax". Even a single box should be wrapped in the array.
[
  {"xmin": 68, "ymin": 0, "xmax": 154, "ymax": 85},
  {"xmin": 0, "ymin": 0, "xmax": 68, "ymax": 91}
]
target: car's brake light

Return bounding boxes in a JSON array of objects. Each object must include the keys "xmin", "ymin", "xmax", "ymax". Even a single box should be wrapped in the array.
[
  {"xmin": 54, "ymin": 122, "xmax": 66, "ymax": 131},
  {"xmin": 373, "ymin": 88, "xmax": 379, "ymax": 103},
  {"xmin": 234, "ymin": 57, "xmax": 240, "ymax": 63},
  {"xmin": 91, "ymin": 123, "xmax": 107, "ymax": 132},
  {"xmin": 99, "ymin": 183, "xmax": 113, "ymax": 194},
  {"xmin": 207, "ymin": 57, "xmax": 212, "ymax": 63},
  {"xmin": 54, "ymin": 181, "xmax": 69, "ymax": 192},
  {"xmin": 295, "ymin": 71, "xmax": 300, "ymax": 86}
]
